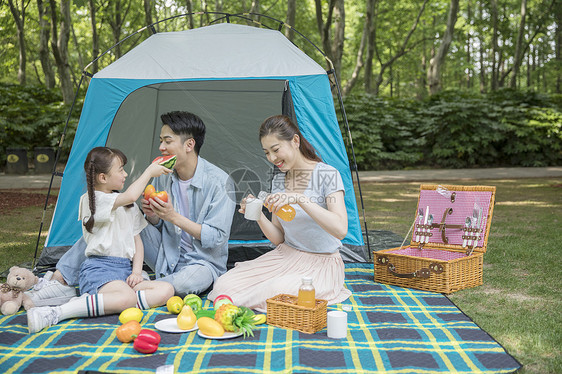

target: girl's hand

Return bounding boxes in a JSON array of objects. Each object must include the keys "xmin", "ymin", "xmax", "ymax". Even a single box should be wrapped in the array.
[
  {"xmin": 127, "ymin": 272, "xmax": 143, "ymax": 288},
  {"xmin": 264, "ymin": 192, "xmax": 300, "ymax": 214},
  {"xmin": 146, "ymin": 163, "xmax": 172, "ymax": 178},
  {"xmin": 238, "ymin": 194, "xmax": 256, "ymax": 215}
]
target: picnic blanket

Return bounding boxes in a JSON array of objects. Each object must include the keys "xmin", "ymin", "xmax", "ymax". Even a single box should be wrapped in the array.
[{"xmin": 0, "ymin": 263, "xmax": 521, "ymax": 373}]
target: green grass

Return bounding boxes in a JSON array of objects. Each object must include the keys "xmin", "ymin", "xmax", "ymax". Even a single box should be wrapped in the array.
[
  {"xmin": 357, "ymin": 178, "xmax": 562, "ymax": 374},
  {"xmin": 1, "ymin": 178, "xmax": 561, "ymax": 373},
  {"xmin": 0, "ymin": 191, "xmax": 55, "ymax": 275}
]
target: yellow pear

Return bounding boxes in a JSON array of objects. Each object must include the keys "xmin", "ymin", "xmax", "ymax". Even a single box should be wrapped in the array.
[{"xmin": 177, "ymin": 305, "xmax": 197, "ymax": 330}]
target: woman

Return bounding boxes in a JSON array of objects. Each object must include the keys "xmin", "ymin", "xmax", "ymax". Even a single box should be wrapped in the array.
[{"xmin": 208, "ymin": 115, "xmax": 351, "ymax": 311}]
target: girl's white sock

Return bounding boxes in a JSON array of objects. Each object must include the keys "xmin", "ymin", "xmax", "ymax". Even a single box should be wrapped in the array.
[
  {"xmin": 136, "ymin": 290, "xmax": 150, "ymax": 309},
  {"xmin": 59, "ymin": 294, "xmax": 105, "ymax": 320}
]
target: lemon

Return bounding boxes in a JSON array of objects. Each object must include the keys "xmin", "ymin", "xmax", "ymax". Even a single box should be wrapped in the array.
[
  {"xmin": 119, "ymin": 307, "xmax": 143, "ymax": 324},
  {"xmin": 166, "ymin": 296, "xmax": 184, "ymax": 314}
]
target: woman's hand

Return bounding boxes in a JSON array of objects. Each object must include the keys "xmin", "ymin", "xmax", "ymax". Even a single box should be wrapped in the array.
[
  {"xmin": 238, "ymin": 194, "xmax": 256, "ymax": 215},
  {"xmin": 263, "ymin": 192, "xmax": 301, "ymax": 214}
]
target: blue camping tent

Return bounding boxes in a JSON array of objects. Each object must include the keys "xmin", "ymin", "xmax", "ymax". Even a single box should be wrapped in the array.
[{"xmin": 40, "ymin": 22, "xmax": 366, "ymax": 264}]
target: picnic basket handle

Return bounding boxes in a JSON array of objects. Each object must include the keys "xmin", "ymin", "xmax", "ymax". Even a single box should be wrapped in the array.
[
  {"xmin": 377, "ymin": 256, "xmax": 443, "ymax": 279},
  {"xmin": 387, "ymin": 263, "xmax": 431, "ymax": 278}
]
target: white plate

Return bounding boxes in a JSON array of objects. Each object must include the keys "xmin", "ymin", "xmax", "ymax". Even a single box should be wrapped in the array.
[
  {"xmin": 197, "ymin": 330, "xmax": 243, "ymax": 340},
  {"xmin": 154, "ymin": 318, "xmax": 198, "ymax": 333}
]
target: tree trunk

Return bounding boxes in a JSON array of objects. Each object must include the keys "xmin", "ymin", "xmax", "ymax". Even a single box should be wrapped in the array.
[
  {"xmin": 143, "ymin": 0, "xmax": 153, "ymax": 26},
  {"xmin": 109, "ymin": 0, "xmax": 123, "ymax": 58},
  {"xmin": 185, "ymin": 0, "xmax": 194, "ymax": 29},
  {"xmin": 427, "ymin": 0, "xmax": 459, "ymax": 95},
  {"xmin": 555, "ymin": 1, "xmax": 562, "ymax": 93},
  {"xmin": 371, "ymin": 0, "xmax": 428, "ymax": 95},
  {"xmin": 284, "ymin": 0, "xmax": 296, "ymax": 42},
  {"xmin": 88, "ymin": 0, "xmax": 99, "ymax": 74},
  {"xmin": 331, "ymin": 0, "xmax": 345, "ymax": 81},
  {"xmin": 342, "ymin": 0, "xmax": 373, "ymax": 96},
  {"xmin": 510, "ymin": 0, "xmax": 527, "ymax": 88},
  {"xmin": 7, "ymin": 0, "xmax": 27, "ymax": 85},
  {"xmin": 466, "ymin": 0, "xmax": 472, "ymax": 89},
  {"xmin": 364, "ymin": 0, "xmax": 377, "ymax": 92},
  {"xmin": 500, "ymin": 0, "xmax": 555, "ymax": 88},
  {"xmin": 250, "ymin": 0, "xmax": 260, "ymax": 25},
  {"xmin": 478, "ymin": 0, "xmax": 486, "ymax": 92},
  {"xmin": 490, "ymin": 0, "xmax": 499, "ymax": 90},
  {"xmin": 314, "ymin": 0, "xmax": 336, "ymax": 66},
  {"xmin": 37, "ymin": 0, "xmax": 56, "ymax": 88},
  {"xmin": 49, "ymin": 0, "xmax": 73, "ymax": 104}
]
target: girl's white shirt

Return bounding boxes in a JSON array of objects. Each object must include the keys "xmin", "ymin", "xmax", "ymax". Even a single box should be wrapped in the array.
[{"xmin": 78, "ymin": 191, "xmax": 148, "ymax": 260}]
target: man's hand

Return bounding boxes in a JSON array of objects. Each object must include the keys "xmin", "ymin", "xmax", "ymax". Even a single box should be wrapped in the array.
[
  {"xmin": 141, "ymin": 198, "xmax": 160, "ymax": 225},
  {"xmin": 149, "ymin": 196, "xmax": 178, "ymax": 222}
]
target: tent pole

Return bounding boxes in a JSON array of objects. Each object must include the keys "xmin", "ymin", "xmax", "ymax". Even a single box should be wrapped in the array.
[
  {"xmin": 326, "ymin": 61, "xmax": 372, "ymax": 261},
  {"xmin": 32, "ymin": 73, "xmax": 87, "ymax": 271}
]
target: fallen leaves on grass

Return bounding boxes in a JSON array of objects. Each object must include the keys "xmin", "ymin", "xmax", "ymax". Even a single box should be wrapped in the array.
[{"xmin": 0, "ymin": 190, "xmax": 57, "ymax": 214}]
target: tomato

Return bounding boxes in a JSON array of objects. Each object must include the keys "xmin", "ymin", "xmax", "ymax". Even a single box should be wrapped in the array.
[
  {"xmin": 144, "ymin": 185, "xmax": 168, "ymax": 203},
  {"xmin": 144, "ymin": 185, "xmax": 156, "ymax": 200},
  {"xmin": 152, "ymin": 190, "xmax": 168, "ymax": 202}
]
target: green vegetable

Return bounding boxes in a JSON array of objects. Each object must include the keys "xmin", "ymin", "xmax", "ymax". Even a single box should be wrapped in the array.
[
  {"xmin": 183, "ymin": 294, "xmax": 203, "ymax": 312},
  {"xmin": 195, "ymin": 309, "xmax": 216, "ymax": 319}
]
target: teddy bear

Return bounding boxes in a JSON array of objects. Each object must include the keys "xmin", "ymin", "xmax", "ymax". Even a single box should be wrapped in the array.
[{"xmin": 0, "ymin": 266, "xmax": 38, "ymax": 315}]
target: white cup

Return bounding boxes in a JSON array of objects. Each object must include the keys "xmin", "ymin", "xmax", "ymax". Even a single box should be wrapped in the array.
[
  {"xmin": 244, "ymin": 197, "xmax": 263, "ymax": 221},
  {"xmin": 327, "ymin": 310, "xmax": 347, "ymax": 339}
]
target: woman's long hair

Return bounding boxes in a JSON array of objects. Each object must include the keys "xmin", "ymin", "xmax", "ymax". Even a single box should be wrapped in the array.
[
  {"xmin": 83, "ymin": 147, "xmax": 127, "ymax": 233},
  {"xmin": 259, "ymin": 115, "xmax": 322, "ymax": 162}
]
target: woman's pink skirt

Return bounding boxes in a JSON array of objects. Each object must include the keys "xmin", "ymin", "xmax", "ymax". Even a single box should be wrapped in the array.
[{"xmin": 208, "ymin": 243, "xmax": 351, "ymax": 312}]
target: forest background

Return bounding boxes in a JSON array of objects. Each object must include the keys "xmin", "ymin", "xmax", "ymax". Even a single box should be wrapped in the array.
[{"xmin": 0, "ymin": 0, "xmax": 561, "ymax": 171}]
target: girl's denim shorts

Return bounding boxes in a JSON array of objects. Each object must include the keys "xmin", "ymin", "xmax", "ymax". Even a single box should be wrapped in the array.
[{"xmin": 79, "ymin": 255, "xmax": 132, "ymax": 295}]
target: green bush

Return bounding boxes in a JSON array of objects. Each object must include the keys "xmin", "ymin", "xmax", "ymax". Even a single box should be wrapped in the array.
[
  {"xmin": 342, "ymin": 89, "xmax": 562, "ymax": 170},
  {"xmin": 0, "ymin": 83, "xmax": 80, "ymax": 171},
  {"xmin": 341, "ymin": 94, "xmax": 428, "ymax": 170}
]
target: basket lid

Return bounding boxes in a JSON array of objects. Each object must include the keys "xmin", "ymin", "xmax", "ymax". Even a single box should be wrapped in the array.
[{"xmin": 411, "ymin": 184, "xmax": 496, "ymax": 253}]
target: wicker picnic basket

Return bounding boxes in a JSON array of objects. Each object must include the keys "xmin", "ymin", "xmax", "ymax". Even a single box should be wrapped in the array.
[
  {"xmin": 374, "ymin": 184, "xmax": 496, "ymax": 294},
  {"xmin": 266, "ymin": 294, "xmax": 327, "ymax": 334}
]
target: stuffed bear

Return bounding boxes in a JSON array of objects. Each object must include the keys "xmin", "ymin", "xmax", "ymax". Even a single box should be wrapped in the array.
[{"xmin": 0, "ymin": 266, "xmax": 38, "ymax": 315}]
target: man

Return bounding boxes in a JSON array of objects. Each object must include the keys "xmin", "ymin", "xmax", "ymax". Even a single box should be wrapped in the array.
[{"xmin": 28, "ymin": 111, "xmax": 236, "ymax": 305}]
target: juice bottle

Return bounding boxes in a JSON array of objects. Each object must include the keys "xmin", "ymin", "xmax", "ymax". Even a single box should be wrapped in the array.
[
  {"xmin": 297, "ymin": 277, "xmax": 315, "ymax": 308},
  {"xmin": 257, "ymin": 191, "xmax": 296, "ymax": 222}
]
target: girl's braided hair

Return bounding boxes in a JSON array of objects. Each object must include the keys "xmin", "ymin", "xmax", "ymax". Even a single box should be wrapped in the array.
[{"xmin": 83, "ymin": 147, "xmax": 127, "ymax": 233}]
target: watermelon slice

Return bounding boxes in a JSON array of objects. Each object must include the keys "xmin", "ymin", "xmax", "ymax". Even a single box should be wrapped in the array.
[{"xmin": 152, "ymin": 154, "xmax": 177, "ymax": 169}]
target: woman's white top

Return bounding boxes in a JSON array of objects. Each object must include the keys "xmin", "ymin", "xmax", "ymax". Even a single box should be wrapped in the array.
[
  {"xmin": 79, "ymin": 191, "xmax": 148, "ymax": 260},
  {"xmin": 272, "ymin": 162, "xmax": 345, "ymax": 254}
]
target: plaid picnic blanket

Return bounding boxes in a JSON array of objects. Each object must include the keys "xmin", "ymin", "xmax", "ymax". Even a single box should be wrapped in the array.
[{"xmin": 0, "ymin": 263, "xmax": 521, "ymax": 374}]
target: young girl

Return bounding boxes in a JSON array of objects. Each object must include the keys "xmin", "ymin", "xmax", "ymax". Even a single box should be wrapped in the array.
[
  {"xmin": 208, "ymin": 115, "xmax": 351, "ymax": 311},
  {"xmin": 28, "ymin": 147, "xmax": 175, "ymax": 333}
]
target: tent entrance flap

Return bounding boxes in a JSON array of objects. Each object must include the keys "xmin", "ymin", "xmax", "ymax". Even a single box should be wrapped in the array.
[{"xmin": 105, "ymin": 79, "xmax": 289, "ymax": 241}]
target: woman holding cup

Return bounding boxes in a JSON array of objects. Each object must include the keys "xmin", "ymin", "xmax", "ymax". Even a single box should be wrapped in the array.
[{"xmin": 208, "ymin": 115, "xmax": 351, "ymax": 312}]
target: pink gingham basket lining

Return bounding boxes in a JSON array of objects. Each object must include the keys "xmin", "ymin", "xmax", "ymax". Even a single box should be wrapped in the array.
[{"xmin": 412, "ymin": 189, "xmax": 493, "ymax": 247}]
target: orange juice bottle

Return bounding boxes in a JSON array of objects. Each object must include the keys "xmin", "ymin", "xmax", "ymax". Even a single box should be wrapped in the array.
[
  {"xmin": 297, "ymin": 277, "xmax": 315, "ymax": 308},
  {"xmin": 258, "ymin": 191, "xmax": 296, "ymax": 222}
]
